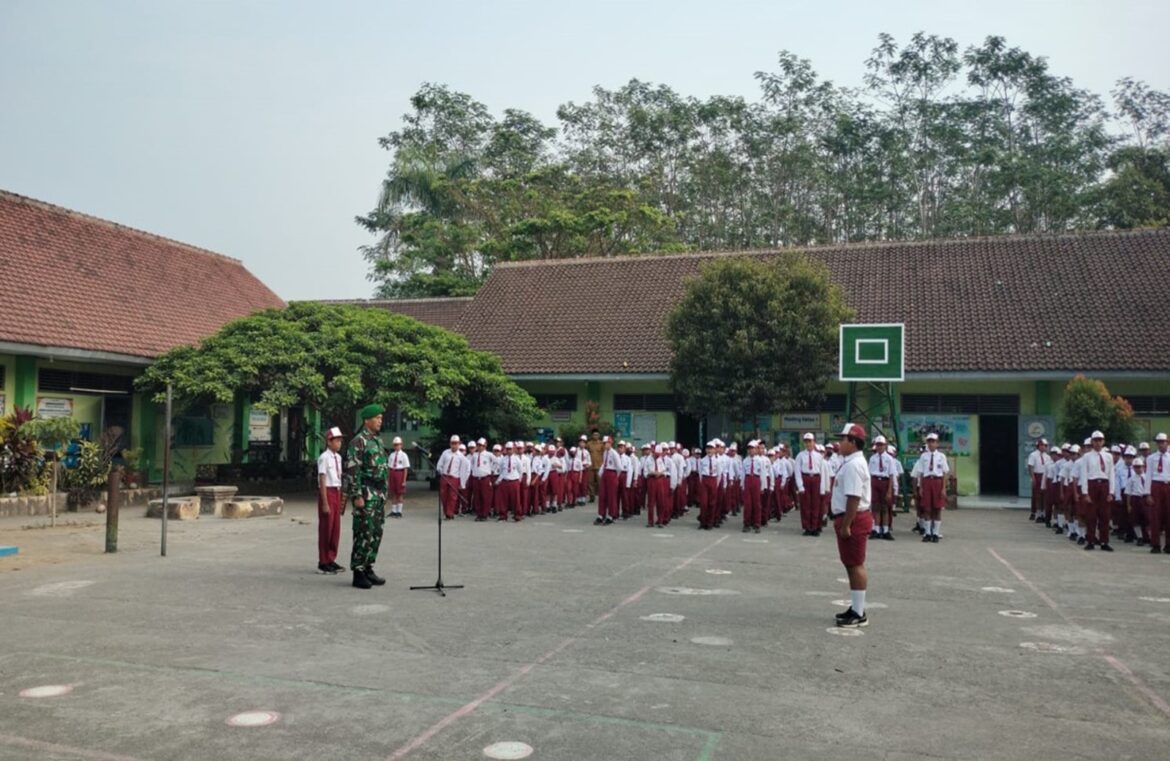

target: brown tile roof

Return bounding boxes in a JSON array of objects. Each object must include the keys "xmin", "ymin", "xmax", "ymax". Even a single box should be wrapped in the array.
[
  {"xmin": 456, "ymin": 229, "xmax": 1170, "ymax": 375},
  {"xmin": 323, "ymin": 297, "xmax": 473, "ymax": 333},
  {"xmin": 0, "ymin": 190, "xmax": 285, "ymax": 359}
]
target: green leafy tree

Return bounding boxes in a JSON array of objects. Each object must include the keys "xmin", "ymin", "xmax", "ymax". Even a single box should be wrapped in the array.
[
  {"xmin": 136, "ymin": 302, "xmax": 541, "ymax": 443},
  {"xmin": 666, "ymin": 254, "xmax": 853, "ymax": 431},
  {"xmin": 1058, "ymin": 375, "xmax": 1136, "ymax": 445}
]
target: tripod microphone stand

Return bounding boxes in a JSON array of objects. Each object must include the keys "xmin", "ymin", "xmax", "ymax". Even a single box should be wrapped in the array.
[{"xmin": 409, "ymin": 443, "xmax": 464, "ymax": 597}]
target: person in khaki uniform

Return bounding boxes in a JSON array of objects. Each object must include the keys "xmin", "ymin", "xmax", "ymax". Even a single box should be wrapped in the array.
[{"xmin": 586, "ymin": 430, "xmax": 604, "ymax": 501}]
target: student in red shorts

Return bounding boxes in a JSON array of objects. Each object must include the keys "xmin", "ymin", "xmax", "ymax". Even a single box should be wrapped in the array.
[{"xmin": 831, "ymin": 423, "xmax": 873, "ymax": 629}]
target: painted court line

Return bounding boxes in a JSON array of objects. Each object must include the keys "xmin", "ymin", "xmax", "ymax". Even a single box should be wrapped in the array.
[
  {"xmin": 386, "ymin": 534, "xmax": 730, "ymax": 761},
  {"xmin": 0, "ymin": 732, "xmax": 147, "ymax": 761},
  {"xmin": 988, "ymin": 547, "xmax": 1170, "ymax": 720}
]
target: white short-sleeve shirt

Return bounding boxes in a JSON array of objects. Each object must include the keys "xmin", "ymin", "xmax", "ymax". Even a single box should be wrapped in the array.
[
  {"xmin": 317, "ymin": 449, "xmax": 343, "ymax": 488},
  {"xmin": 830, "ymin": 450, "xmax": 871, "ymax": 516}
]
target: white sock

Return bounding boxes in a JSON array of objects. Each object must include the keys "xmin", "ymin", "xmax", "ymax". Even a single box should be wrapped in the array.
[
  {"xmin": 851, "ymin": 589, "xmax": 866, "ymax": 616},
  {"xmin": 918, "ymin": 518, "xmax": 926, "ymax": 530},
  {"xmin": 1057, "ymin": 516, "xmax": 1065, "ymax": 528},
  {"xmin": 930, "ymin": 520, "xmax": 940, "ymax": 535},
  {"xmin": 1137, "ymin": 526, "xmax": 1145, "ymax": 539}
]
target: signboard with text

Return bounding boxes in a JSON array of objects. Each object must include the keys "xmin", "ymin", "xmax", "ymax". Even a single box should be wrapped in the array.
[{"xmin": 36, "ymin": 397, "xmax": 74, "ymax": 419}]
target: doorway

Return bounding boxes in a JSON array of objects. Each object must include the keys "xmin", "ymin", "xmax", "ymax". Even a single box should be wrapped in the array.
[
  {"xmin": 675, "ymin": 413, "xmax": 701, "ymax": 448},
  {"xmin": 979, "ymin": 415, "xmax": 1018, "ymax": 495},
  {"xmin": 103, "ymin": 396, "xmax": 132, "ymax": 453}
]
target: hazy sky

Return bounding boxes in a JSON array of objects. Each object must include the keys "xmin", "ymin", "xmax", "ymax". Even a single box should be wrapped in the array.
[{"xmin": 3, "ymin": 1, "xmax": 1168, "ymax": 301}]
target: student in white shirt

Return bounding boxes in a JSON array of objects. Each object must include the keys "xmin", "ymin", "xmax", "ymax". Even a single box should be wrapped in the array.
[
  {"xmin": 1025, "ymin": 439, "xmax": 1051, "ymax": 521},
  {"xmin": 1128, "ymin": 456, "xmax": 1151, "ymax": 547},
  {"xmin": 913, "ymin": 433, "xmax": 950, "ymax": 542},
  {"xmin": 1078, "ymin": 431, "xmax": 1115, "ymax": 551},
  {"xmin": 386, "ymin": 436, "xmax": 411, "ymax": 518},
  {"xmin": 316, "ymin": 427, "xmax": 346, "ymax": 574}
]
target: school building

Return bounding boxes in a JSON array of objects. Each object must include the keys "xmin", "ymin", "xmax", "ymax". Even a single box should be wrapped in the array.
[
  {"xmin": 0, "ymin": 190, "xmax": 286, "ymax": 482},
  {"xmin": 365, "ymin": 229, "xmax": 1170, "ymax": 498}
]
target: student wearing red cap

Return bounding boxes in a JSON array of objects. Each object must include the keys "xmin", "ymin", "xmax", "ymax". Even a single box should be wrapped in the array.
[
  {"xmin": 832, "ymin": 423, "xmax": 873, "ymax": 628},
  {"xmin": 316, "ymin": 427, "xmax": 346, "ymax": 574}
]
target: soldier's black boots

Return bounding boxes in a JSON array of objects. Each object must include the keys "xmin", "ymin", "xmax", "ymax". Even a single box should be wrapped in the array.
[
  {"xmin": 365, "ymin": 567, "xmax": 386, "ymax": 586},
  {"xmin": 353, "ymin": 570, "xmax": 372, "ymax": 589}
]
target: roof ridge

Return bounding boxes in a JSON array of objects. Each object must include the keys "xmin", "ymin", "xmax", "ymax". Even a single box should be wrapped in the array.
[
  {"xmin": 315, "ymin": 296, "xmax": 476, "ymax": 304},
  {"xmin": 0, "ymin": 189, "xmax": 245, "ymax": 266},
  {"xmin": 491, "ymin": 227, "xmax": 1170, "ymax": 269}
]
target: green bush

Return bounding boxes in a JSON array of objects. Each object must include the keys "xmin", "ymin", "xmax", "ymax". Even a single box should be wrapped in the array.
[{"xmin": 1059, "ymin": 375, "xmax": 1136, "ymax": 444}]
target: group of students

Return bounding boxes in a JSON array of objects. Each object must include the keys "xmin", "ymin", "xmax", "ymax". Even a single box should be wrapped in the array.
[
  {"xmin": 427, "ymin": 429, "xmax": 956, "ymax": 542},
  {"xmin": 1026, "ymin": 430, "xmax": 1170, "ymax": 553}
]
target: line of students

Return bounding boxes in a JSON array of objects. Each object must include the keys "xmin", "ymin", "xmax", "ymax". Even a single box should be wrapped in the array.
[{"xmin": 1028, "ymin": 430, "xmax": 1170, "ymax": 553}]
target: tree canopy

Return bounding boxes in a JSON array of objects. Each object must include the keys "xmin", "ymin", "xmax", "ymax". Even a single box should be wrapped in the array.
[
  {"xmin": 358, "ymin": 33, "xmax": 1170, "ymax": 298},
  {"xmin": 136, "ymin": 302, "xmax": 541, "ymax": 442},
  {"xmin": 1058, "ymin": 375, "xmax": 1136, "ymax": 445},
  {"xmin": 665, "ymin": 253, "xmax": 854, "ymax": 427}
]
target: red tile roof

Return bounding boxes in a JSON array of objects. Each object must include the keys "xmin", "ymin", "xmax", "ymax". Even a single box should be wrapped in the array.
[
  {"xmin": 0, "ymin": 190, "xmax": 285, "ymax": 359},
  {"xmin": 455, "ymin": 229, "xmax": 1170, "ymax": 375},
  {"xmin": 322, "ymin": 297, "xmax": 472, "ymax": 333}
]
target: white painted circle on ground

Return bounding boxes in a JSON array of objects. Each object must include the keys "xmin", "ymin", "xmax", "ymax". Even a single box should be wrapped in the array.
[
  {"xmin": 826, "ymin": 627, "xmax": 865, "ymax": 637},
  {"xmin": 998, "ymin": 610, "xmax": 1038, "ymax": 619},
  {"xmin": 1139, "ymin": 596, "xmax": 1170, "ymax": 603},
  {"xmin": 656, "ymin": 586, "xmax": 741, "ymax": 596},
  {"xmin": 830, "ymin": 600, "xmax": 887, "ymax": 609},
  {"xmin": 837, "ymin": 578, "xmax": 849, "ymax": 584},
  {"xmin": 1019, "ymin": 641, "xmax": 1085, "ymax": 655},
  {"xmin": 562, "ymin": 529, "xmax": 584, "ymax": 533},
  {"xmin": 26, "ymin": 580, "xmax": 95, "ymax": 598},
  {"xmin": 705, "ymin": 569, "xmax": 732, "ymax": 575},
  {"xmin": 742, "ymin": 538, "xmax": 769, "ymax": 543},
  {"xmin": 641, "ymin": 613, "xmax": 685, "ymax": 623},
  {"xmin": 981, "ymin": 587, "xmax": 1016, "ymax": 594},
  {"xmin": 651, "ymin": 533, "xmax": 674, "ymax": 538},
  {"xmin": 691, "ymin": 636, "xmax": 733, "ymax": 646},
  {"xmin": 805, "ymin": 591, "xmax": 836, "ymax": 596},
  {"xmin": 226, "ymin": 711, "xmax": 281, "ymax": 727},
  {"xmin": 19, "ymin": 684, "xmax": 73, "ymax": 699},
  {"xmin": 351, "ymin": 604, "xmax": 390, "ymax": 616},
  {"xmin": 483, "ymin": 741, "xmax": 534, "ymax": 759}
]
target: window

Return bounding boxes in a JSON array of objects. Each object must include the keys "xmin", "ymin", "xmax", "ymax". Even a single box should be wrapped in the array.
[
  {"xmin": 809, "ymin": 394, "xmax": 847, "ymax": 413},
  {"xmin": 38, "ymin": 369, "xmax": 134, "ymax": 394},
  {"xmin": 532, "ymin": 393, "xmax": 578, "ymax": 412},
  {"xmin": 173, "ymin": 409, "xmax": 215, "ymax": 446},
  {"xmin": 0, "ymin": 365, "xmax": 6, "ymax": 388},
  {"xmin": 613, "ymin": 394, "xmax": 676, "ymax": 411},
  {"xmin": 1128, "ymin": 396, "xmax": 1170, "ymax": 416},
  {"xmin": 901, "ymin": 394, "xmax": 1020, "ymax": 415}
]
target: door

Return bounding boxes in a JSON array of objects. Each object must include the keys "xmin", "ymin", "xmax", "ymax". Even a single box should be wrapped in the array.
[
  {"xmin": 632, "ymin": 414, "xmax": 657, "ymax": 449},
  {"xmin": 979, "ymin": 415, "xmax": 1018, "ymax": 495},
  {"xmin": 103, "ymin": 396, "xmax": 132, "ymax": 453},
  {"xmin": 1017, "ymin": 415, "xmax": 1056, "ymax": 497},
  {"xmin": 675, "ymin": 413, "xmax": 701, "ymax": 448}
]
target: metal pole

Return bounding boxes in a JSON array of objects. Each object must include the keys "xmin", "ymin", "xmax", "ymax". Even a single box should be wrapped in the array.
[
  {"xmin": 50, "ymin": 460, "xmax": 58, "ymax": 528},
  {"xmin": 161, "ymin": 384, "xmax": 171, "ymax": 557},
  {"xmin": 106, "ymin": 465, "xmax": 121, "ymax": 553}
]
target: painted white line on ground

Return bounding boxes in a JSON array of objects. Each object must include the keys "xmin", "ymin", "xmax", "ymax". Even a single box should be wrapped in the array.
[
  {"xmin": 981, "ymin": 586, "xmax": 1016, "ymax": 594},
  {"xmin": 650, "ymin": 533, "xmax": 674, "ymax": 538},
  {"xmin": 351, "ymin": 604, "xmax": 391, "ymax": 616},
  {"xmin": 656, "ymin": 587, "xmax": 741, "ymax": 596},
  {"xmin": 385, "ymin": 534, "xmax": 729, "ymax": 760},
  {"xmin": 640, "ymin": 613, "xmax": 685, "ymax": 623},
  {"xmin": 26, "ymin": 580, "xmax": 95, "ymax": 598},
  {"xmin": 226, "ymin": 711, "xmax": 281, "ymax": 727},
  {"xmin": 998, "ymin": 610, "xmax": 1038, "ymax": 619},
  {"xmin": 805, "ymin": 591, "xmax": 836, "ymax": 596},
  {"xmin": 989, "ymin": 547, "xmax": 1170, "ymax": 719},
  {"xmin": 836, "ymin": 577, "xmax": 849, "ymax": 584},
  {"xmin": 742, "ymin": 538, "xmax": 768, "ymax": 543},
  {"xmin": 1019, "ymin": 642, "xmax": 1085, "ymax": 655},
  {"xmin": 826, "ymin": 628, "xmax": 864, "ymax": 637},
  {"xmin": 691, "ymin": 636, "xmax": 733, "ymax": 646},
  {"xmin": 483, "ymin": 741, "xmax": 534, "ymax": 759},
  {"xmin": 561, "ymin": 529, "xmax": 584, "ymax": 533},
  {"xmin": 1138, "ymin": 596, "xmax": 1170, "ymax": 603},
  {"xmin": 705, "ymin": 569, "xmax": 732, "ymax": 575},
  {"xmin": 18, "ymin": 684, "xmax": 73, "ymax": 698},
  {"xmin": 0, "ymin": 732, "xmax": 145, "ymax": 761}
]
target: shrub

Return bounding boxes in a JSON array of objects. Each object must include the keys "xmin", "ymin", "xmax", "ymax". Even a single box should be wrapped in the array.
[{"xmin": 1059, "ymin": 375, "xmax": 1136, "ymax": 444}]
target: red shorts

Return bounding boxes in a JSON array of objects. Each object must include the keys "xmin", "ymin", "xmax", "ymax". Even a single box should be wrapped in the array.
[{"xmin": 834, "ymin": 511, "xmax": 874, "ymax": 567}]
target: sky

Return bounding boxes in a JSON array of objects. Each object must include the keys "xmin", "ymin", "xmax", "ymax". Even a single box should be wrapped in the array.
[{"xmin": 2, "ymin": 0, "xmax": 1168, "ymax": 301}]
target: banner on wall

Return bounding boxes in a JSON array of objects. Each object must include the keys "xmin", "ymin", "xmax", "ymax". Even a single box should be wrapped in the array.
[
  {"xmin": 899, "ymin": 415, "xmax": 971, "ymax": 456},
  {"xmin": 36, "ymin": 397, "xmax": 74, "ymax": 419},
  {"xmin": 248, "ymin": 409, "xmax": 273, "ymax": 442},
  {"xmin": 613, "ymin": 411, "xmax": 632, "ymax": 439},
  {"xmin": 780, "ymin": 413, "xmax": 820, "ymax": 430},
  {"xmin": 0, "ymin": 393, "xmax": 5, "ymax": 416}
]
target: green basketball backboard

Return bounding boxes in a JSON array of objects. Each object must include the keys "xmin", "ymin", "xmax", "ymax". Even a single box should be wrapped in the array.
[{"xmin": 839, "ymin": 323, "xmax": 904, "ymax": 382}]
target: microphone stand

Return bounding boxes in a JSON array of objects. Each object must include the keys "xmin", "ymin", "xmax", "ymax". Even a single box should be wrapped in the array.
[{"xmin": 409, "ymin": 443, "xmax": 464, "ymax": 597}]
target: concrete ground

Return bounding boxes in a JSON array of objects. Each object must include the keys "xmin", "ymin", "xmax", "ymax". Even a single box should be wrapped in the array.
[{"xmin": 1, "ymin": 487, "xmax": 1169, "ymax": 761}]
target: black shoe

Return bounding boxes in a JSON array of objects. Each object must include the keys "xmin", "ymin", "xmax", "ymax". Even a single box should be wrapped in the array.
[
  {"xmin": 1101, "ymin": 544, "xmax": 1114, "ymax": 552},
  {"xmin": 365, "ymin": 567, "xmax": 386, "ymax": 585},
  {"xmin": 594, "ymin": 517, "xmax": 604, "ymax": 525},
  {"xmin": 835, "ymin": 607, "xmax": 854, "ymax": 622},
  {"xmin": 329, "ymin": 562, "xmax": 346, "ymax": 572},
  {"xmin": 318, "ymin": 563, "xmax": 337, "ymax": 574},
  {"xmin": 913, "ymin": 525, "xmax": 924, "ymax": 534},
  {"xmin": 1084, "ymin": 543, "xmax": 1096, "ymax": 551},
  {"xmin": 837, "ymin": 608, "xmax": 869, "ymax": 628},
  {"xmin": 883, "ymin": 533, "xmax": 895, "ymax": 541},
  {"xmin": 1151, "ymin": 546, "xmax": 1162, "ymax": 554},
  {"xmin": 754, "ymin": 527, "xmax": 761, "ymax": 534},
  {"xmin": 870, "ymin": 530, "xmax": 880, "ymax": 539},
  {"xmin": 1136, "ymin": 538, "xmax": 1148, "ymax": 546},
  {"xmin": 603, "ymin": 517, "xmax": 614, "ymax": 525},
  {"xmin": 1077, "ymin": 536, "xmax": 1086, "ymax": 545},
  {"xmin": 931, "ymin": 534, "xmax": 939, "ymax": 543},
  {"xmin": 1054, "ymin": 526, "xmax": 1064, "ymax": 534},
  {"xmin": 352, "ymin": 570, "xmax": 372, "ymax": 589},
  {"xmin": 922, "ymin": 533, "xmax": 932, "ymax": 543},
  {"xmin": 742, "ymin": 527, "xmax": 751, "ymax": 533}
]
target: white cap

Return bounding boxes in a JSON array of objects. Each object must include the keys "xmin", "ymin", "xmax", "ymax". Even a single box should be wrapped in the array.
[
  {"xmin": 1135, "ymin": 456, "xmax": 1146, "ymax": 466},
  {"xmin": 450, "ymin": 435, "xmax": 460, "ymax": 443},
  {"xmin": 1124, "ymin": 445, "xmax": 1137, "ymax": 456},
  {"xmin": 603, "ymin": 435, "xmax": 612, "ymax": 443},
  {"xmin": 580, "ymin": 435, "xmax": 587, "ymax": 441},
  {"xmin": 392, "ymin": 435, "xmax": 403, "ymax": 445},
  {"xmin": 1109, "ymin": 445, "xmax": 1121, "ymax": 454},
  {"xmin": 654, "ymin": 444, "xmax": 664, "ymax": 454},
  {"xmin": 802, "ymin": 432, "xmax": 814, "ymax": 441},
  {"xmin": 1069, "ymin": 444, "xmax": 1081, "ymax": 453},
  {"xmin": 888, "ymin": 446, "xmax": 897, "ymax": 455},
  {"xmin": 504, "ymin": 441, "xmax": 514, "ymax": 448},
  {"xmin": 815, "ymin": 444, "xmax": 825, "ymax": 452},
  {"xmin": 682, "ymin": 448, "xmax": 690, "ymax": 456},
  {"xmin": 728, "ymin": 443, "xmax": 737, "ymax": 450},
  {"xmin": 327, "ymin": 426, "xmax": 344, "ymax": 440},
  {"xmin": 569, "ymin": 446, "xmax": 577, "ymax": 453},
  {"xmin": 641, "ymin": 443, "xmax": 651, "ymax": 449},
  {"xmin": 492, "ymin": 444, "xmax": 502, "ymax": 451},
  {"xmin": 873, "ymin": 435, "xmax": 887, "ymax": 445},
  {"xmin": 458, "ymin": 444, "xmax": 466, "ymax": 451},
  {"xmin": 1037, "ymin": 438, "xmax": 1048, "ymax": 445},
  {"xmin": 1091, "ymin": 430, "xmax": 1105, "ymax": 439},
  {"xmin": 705, "ymin": 440, "xmax": 716, "ymax": 448},
  {"xmin": 714, "ymin": 438, "xmax": 725, "ymax": 447},
  {"xmin": 477, "ymin": 437, "xmax": 487, "ymax": 446},
  {"xmin": 925, "ymin": 432, "xmax": 939, "ymax": 441},
  {"xmin": 1157, "ymin": 433, "xmax": 1168, "ymax": 442},
  {"xmin": 1139, "ymin": 441, "xmax": 1150, "ymax": 449},
  {"xmin": 467, "ymin": 441, "xmax": 477, "ymax": 448},
  {"xmin": 1083, "ymin": 437, "xmax": 1092, "ymax": 446}
]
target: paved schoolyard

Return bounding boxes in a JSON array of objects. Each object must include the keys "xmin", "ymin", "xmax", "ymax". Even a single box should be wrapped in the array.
[{"xmin": 1, "ymin": 490, "xmax": 1168, "ymax": 761}]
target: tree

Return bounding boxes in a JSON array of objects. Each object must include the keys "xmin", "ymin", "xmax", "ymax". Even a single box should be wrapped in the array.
[
  {"xmin": 136, "ymin": 302, "xmax": 541, "ymax": 443},
  {"xmin": 666, "ymin": 254, "xmax": 853, "ymax": 430},
  {"xmin": 1058, "ymin": 375, "xmax": 1136, "ymax": 445}
]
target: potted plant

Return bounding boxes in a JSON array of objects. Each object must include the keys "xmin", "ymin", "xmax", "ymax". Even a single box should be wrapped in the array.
[{"xmin": 121, "ymin": 448, "xmax": 144, "ymax": 489}]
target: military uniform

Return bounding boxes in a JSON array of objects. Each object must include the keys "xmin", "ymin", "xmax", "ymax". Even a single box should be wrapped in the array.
[{"xmin": 345, "ymin": 422, "xmax": 390, "ymax": 578}]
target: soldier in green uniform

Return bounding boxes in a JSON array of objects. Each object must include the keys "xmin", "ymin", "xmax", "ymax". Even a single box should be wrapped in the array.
[{"xmin": 344, "ymin": 403, "xmax": 390, "ymax": 590}]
